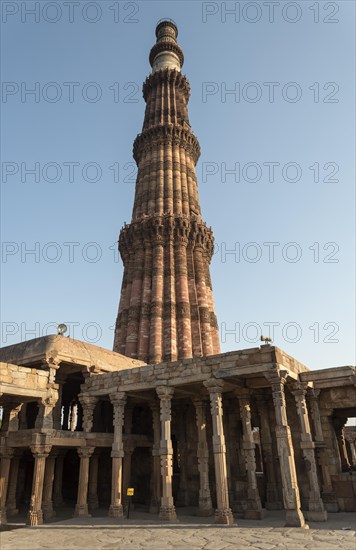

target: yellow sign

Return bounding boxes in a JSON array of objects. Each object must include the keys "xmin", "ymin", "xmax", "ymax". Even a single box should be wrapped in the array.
[{"xmin": 127, "ymin": 488, "xmax": 134, "ymax": 496}]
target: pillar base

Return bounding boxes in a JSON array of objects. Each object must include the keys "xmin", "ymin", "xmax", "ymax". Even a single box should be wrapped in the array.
[
  {"xmin": 26, "ymin": 510, "xmax": 43, "ymax": 526},
  {"xmin": 244, "ymin": 508, "xmax": 265, "ymax": 520},
  {"xmin": 266, "ymin": 501, "xmax": 283, "ymax": 510},
  {"xmin": 159, "ymin": 505, "xmax": 177, "ymax": 521},
  {"xmin": 322, "ymin": 492, "xmax": 339, "ymax": 512},
  {"xmin": 215, "ymin": 508, "xmax": 234, "ymax": 525},
  {"xmin": 0, "ymin": 509, "xmax": 8, "ymax": 526},
  {"xmin": 305, "ymin": 509, "xmax": 327, "ymax": 521},
  {"xmin": 88, "ymin": 496, "xmax": 99, "ymax": 511},
  {"xmin": 196, "ymin": 507, "xmax": 214, "ymax": 517},
  {"xmin": 43, "ymin": 504, "xmax": 55, "ymax": 520},
  {"xmin": 74, "ymin": 504, "xmax": 91, "ymax": 518},
  {"xmin": 7, "ymin": 507, "xmax": 19, "ymax": 517},
  {"xmin": 149, "ymin": 498, "xmax": 159, "ymax": 514},
  {"xmin": 108, "ymin": 504, "xmax": 123, "ymax": 518},
  {"xmin": 285, "ymin": 509, "xmax": 308, "ymax": 528}
]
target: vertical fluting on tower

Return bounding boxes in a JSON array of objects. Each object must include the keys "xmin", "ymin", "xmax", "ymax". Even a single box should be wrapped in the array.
[{"xmin": 113, "ymin": 20, "xmax": 220, "ymax": 363}]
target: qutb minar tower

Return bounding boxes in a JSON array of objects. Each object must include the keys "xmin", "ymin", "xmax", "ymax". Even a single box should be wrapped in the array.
[{"xmin": 113, "ymin": 20, "xmax": 220, "ymax": 363}]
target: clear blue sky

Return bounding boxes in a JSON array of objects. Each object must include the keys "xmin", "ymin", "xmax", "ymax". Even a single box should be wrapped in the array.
[{"xmin": 1, "ymin": 1, "xmax": 355, "ymax": 370}]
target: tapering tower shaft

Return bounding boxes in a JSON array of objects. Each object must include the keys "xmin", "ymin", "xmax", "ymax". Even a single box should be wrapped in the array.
[{"xmin": 113, "ymin": 20, "xmax": 220, "ymax": 363}]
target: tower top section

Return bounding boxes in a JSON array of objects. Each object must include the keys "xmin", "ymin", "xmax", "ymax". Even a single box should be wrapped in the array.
[{"xmin": 149, "ymin": 19, "xmax": 184, "ymax": 73}]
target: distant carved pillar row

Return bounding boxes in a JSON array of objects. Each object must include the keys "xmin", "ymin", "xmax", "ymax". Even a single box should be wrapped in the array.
[
  {"xmin": 265, "ymin": 372, "xmax": 307, "ymax": 528},
  {"xmin": 53, "ymin": 452, "xmax": 65, "ymax": 507},
  {"xmin": 149, "ymin": 401, "xmax": 161, "ymax": 514},
  {"xmin": 156, "ymin": 386, "xmax": 177, "ymax": 521},
  {"xmin": 291, "ymin": 383, "xmax": 327, "ymax": 521},
  {"xmin": 42, "ymin": 453, "xmax": 56, "ymax": 520},
  {"xmin": 123, "ymin": 443, "xmax": 135, "ymax": 500},
  {"xmin": 88, "ymin": 453, "xmax": 99, "ymax": 511},
  {"xmin": 74, "ymin": 448, "xmax": 94, "ymax": 517},
  {"xmin": 108, "ymin": 392, "xmax": 126, "ymax": 518},
  {"xmin": 149, "ymin": 240, "xmax": 164, "ymax": 364},
  {"xmin": 193, "ymin": 398, "xmax": 213, "ymax": 516},
  {"xmin": 137, "ymin": 241, "xmax": 153, "ymax": 362},
  {"xmin": 307, "ymin": 389, "xmax": 338, "ymax": 511},
  {"xmin": 176, "ymin": 407, "xmax": 189, "ymax": 507},
  {"xmin": 255, "ymin": 396, "xmax": 282, "ymax": 510},
  {"xmin": 0, "ymin": 448, "xmax": 14, "ymax": 525},
  {"xmin": 27, "ymin": 444, "xmax": 52, "ymax": 526},
  {"xmin": 6, "ymin": 454, "xmax": 20, "ymax": 516},
  {"xmin": 235, "ymin": 389, "xmax": 264, "ymax": 519},
  {"xmin": 194, "ymin": 246, "xmax": 213, "ymax": 357},
  {"xmin": 204, "ymin": 380, "xmax": 234, "ymax": 525}
]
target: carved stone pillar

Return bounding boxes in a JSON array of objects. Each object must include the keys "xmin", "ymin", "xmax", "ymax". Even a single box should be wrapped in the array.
[
  {"xmin": 235, "ymin": 389, "xmax": 264, "ymax": 519},
  {"xmin": 149, "ymin": 401, "xmax": 161, "ymax": 514},
  {"xmin": 348, "ymin": 440, "xmax": 356, "ymax": 466},
  {"xmin": 35, "ymin": 390, "xmax": 58, "ymax": 430},
  {"xmin": 108, "ymin": 392, "xmax": 126, "ymax": 518},
  {"xmin": 176, "ymin": 406, "xmax": 189, "ymax": 507},
  {"xmin": 204, "ymin": 379, "xmax": 234, "ymax": 525},
  {"xmin": 333, "ymin": 417, "xmax": 351, "ymax": 472},
  {"xmin": 123, "ymin": 442, "xmax": 135, "ymax": 501},
  {"xmin": 74, "ymin": 447, "xmax": 94, "ymax": 517},
  {"xmin": 156, "ymin": 386, "xmax": 177, "ymax": 521},
  {"xmin": 291, "ymin": 383, "xmax": 327, "ymax": 521},
  {"xmin": 1, "ymin": 402, "xmax": 21, "ymax": 432},
  {"xmin": 255, "ymin": 396, "xmax": 282, "ymax": 510},
  {"xmin": 265, "ymin": 371, "xmax": 307, "ymax": 528},
  {"xmin": 88, "ymin": 452, "xmax": 99, "ymax": 510},
  {"xmin": 42, "ymin": 453, "xmax": 56, "ymax": 520},
  {"xmin": 0, "ymin": 448, "xmax": 14, "ymax": 525},
  {"xmin": 79, "ymin": 396, "xmax": 98, "ymax": 433},
  {"xmin": 6, "ymin": 453, "xmax": 20, "ymax": 516},
  {"xmin": 193, "ymin": 398, "xmax": 213, "ymax": 516},
  {"xmin": 27, "ymin": 444, "xmax": 52, "ymax": 526},
  {"xmin": 52, "ymin": 378, "xmax": 64, "ymax": 430},
  {"xmin": 53, "ymin": 451, "xmax": 65, "ymax": 507}
]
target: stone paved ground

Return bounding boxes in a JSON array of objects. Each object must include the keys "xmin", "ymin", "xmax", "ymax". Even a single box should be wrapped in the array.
[{"xmin": 1, "ymin": 511, "xmax": 355, "ymax": 550}]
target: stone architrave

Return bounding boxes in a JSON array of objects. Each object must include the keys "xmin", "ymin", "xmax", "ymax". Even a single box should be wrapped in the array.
[
  {"xmin": 27, "ymin": 444, "xmax": 52, "ymax": 526},
  {"xmin": 108, "ymin": 392, "xmax": 126, "ymax": 518},
  {"xmin": 0, "ymin": 448, "xmax": 14, "ymax": 525},
  {"xmin": 156, "ymin": 386, "xmax": 177, "ymax": 521},
  {"xmin": 264, "ymin": 371, "xmax": 307, "ymax": 528},
  {"xmin": 193, "ymin": 398, "xmax": 213, "ymax": 516},
  {"xmin": 235, "ymin": 389, "xmax": 264, "ymax": 519},
  {"xmin": 203, "ymin": 379, "xmax": 234, "ymax": 525},
  {"xmin": 74, "ymin": 447, "xmax": 95, "ymax": 517},
  {"xmin": 291, "ymin": 382, "xmax": 327, "ymax": 521}
]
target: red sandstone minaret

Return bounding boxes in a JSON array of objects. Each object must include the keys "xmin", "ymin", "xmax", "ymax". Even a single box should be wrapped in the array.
[{"xmin": 113, "ymin": 20, "xmax": 220, "ymax": 363}]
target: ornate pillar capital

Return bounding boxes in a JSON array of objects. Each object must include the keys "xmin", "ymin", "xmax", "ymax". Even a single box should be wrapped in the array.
[
  {"xmin": 77, "ymin": 447, "xmax": 95, "ymax": 460},
  {"xmin": 203, "ymin": 378, "xmax": 224, "ymax": 394},
  {"xmin": 156, "ymin": 386, "xmax": 174, "ymax": 400},
  {"xmin": 109, "ymin": 392, "xmax": 127, "ymax": 407}
]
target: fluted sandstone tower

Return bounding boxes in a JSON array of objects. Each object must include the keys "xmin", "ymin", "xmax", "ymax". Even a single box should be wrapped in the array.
[{"xmin": 113, "ymin": 20, "xmax": 220, "ymax": 363}]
